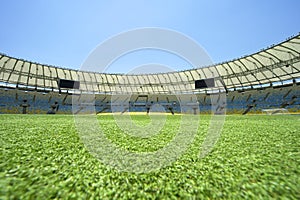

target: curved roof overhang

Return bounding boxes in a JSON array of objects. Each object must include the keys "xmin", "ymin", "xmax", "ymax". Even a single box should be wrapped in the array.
[{"xmin": 0, "ymin": 33, "xmax": 299, "ymax": 94}]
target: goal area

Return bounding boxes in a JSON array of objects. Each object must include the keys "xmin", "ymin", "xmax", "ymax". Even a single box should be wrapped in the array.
[{"xmin": 261, "ymin": 108, "xmax": 289, "ymax": 115}]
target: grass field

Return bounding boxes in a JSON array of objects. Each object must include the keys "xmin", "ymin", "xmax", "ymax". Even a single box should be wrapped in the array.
[{"xmin": 0, "ymin": 114, "xmax": 299, "ymax": 199}]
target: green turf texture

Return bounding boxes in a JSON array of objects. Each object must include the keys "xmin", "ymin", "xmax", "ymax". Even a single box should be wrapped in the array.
[{"xmin": 0, "ymin": 114, "xmax": 299, "ymax": 199}]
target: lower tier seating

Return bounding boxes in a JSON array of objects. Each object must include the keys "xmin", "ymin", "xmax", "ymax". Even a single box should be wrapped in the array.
[{"xmin": 0, "ymin": 85, "xmax": 299, "ymax": 114}]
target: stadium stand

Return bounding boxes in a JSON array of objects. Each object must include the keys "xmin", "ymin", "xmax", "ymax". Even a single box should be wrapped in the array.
[{"xmin": 0, "ymin": 34, "xmax": 299, "ymax": 114}]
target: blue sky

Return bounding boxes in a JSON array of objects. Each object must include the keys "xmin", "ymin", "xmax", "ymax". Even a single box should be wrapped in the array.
[{"xmin": 1, "ymin": 0, "xmax": 299, "ymax": 73}]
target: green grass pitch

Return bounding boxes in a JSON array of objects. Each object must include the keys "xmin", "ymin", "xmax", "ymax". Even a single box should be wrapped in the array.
[{"xmin": 0, "ymin": 114, "xmax": 299, "ymax": 199}]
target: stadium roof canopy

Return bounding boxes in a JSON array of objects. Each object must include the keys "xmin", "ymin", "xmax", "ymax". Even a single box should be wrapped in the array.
[{"xmin": 0, "ymin": 33, "xmax": 300, "ymax": 94}]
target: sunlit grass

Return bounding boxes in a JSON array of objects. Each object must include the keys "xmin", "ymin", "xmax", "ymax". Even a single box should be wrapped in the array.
[{"xmin": 0, "ymin": 114, "xmax": 299, "ymax": 199}]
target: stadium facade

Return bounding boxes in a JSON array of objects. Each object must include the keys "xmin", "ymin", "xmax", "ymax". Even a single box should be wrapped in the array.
[{"xmin": 0, "ymin": 34, "xmax": 299, "ymax": 114}]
